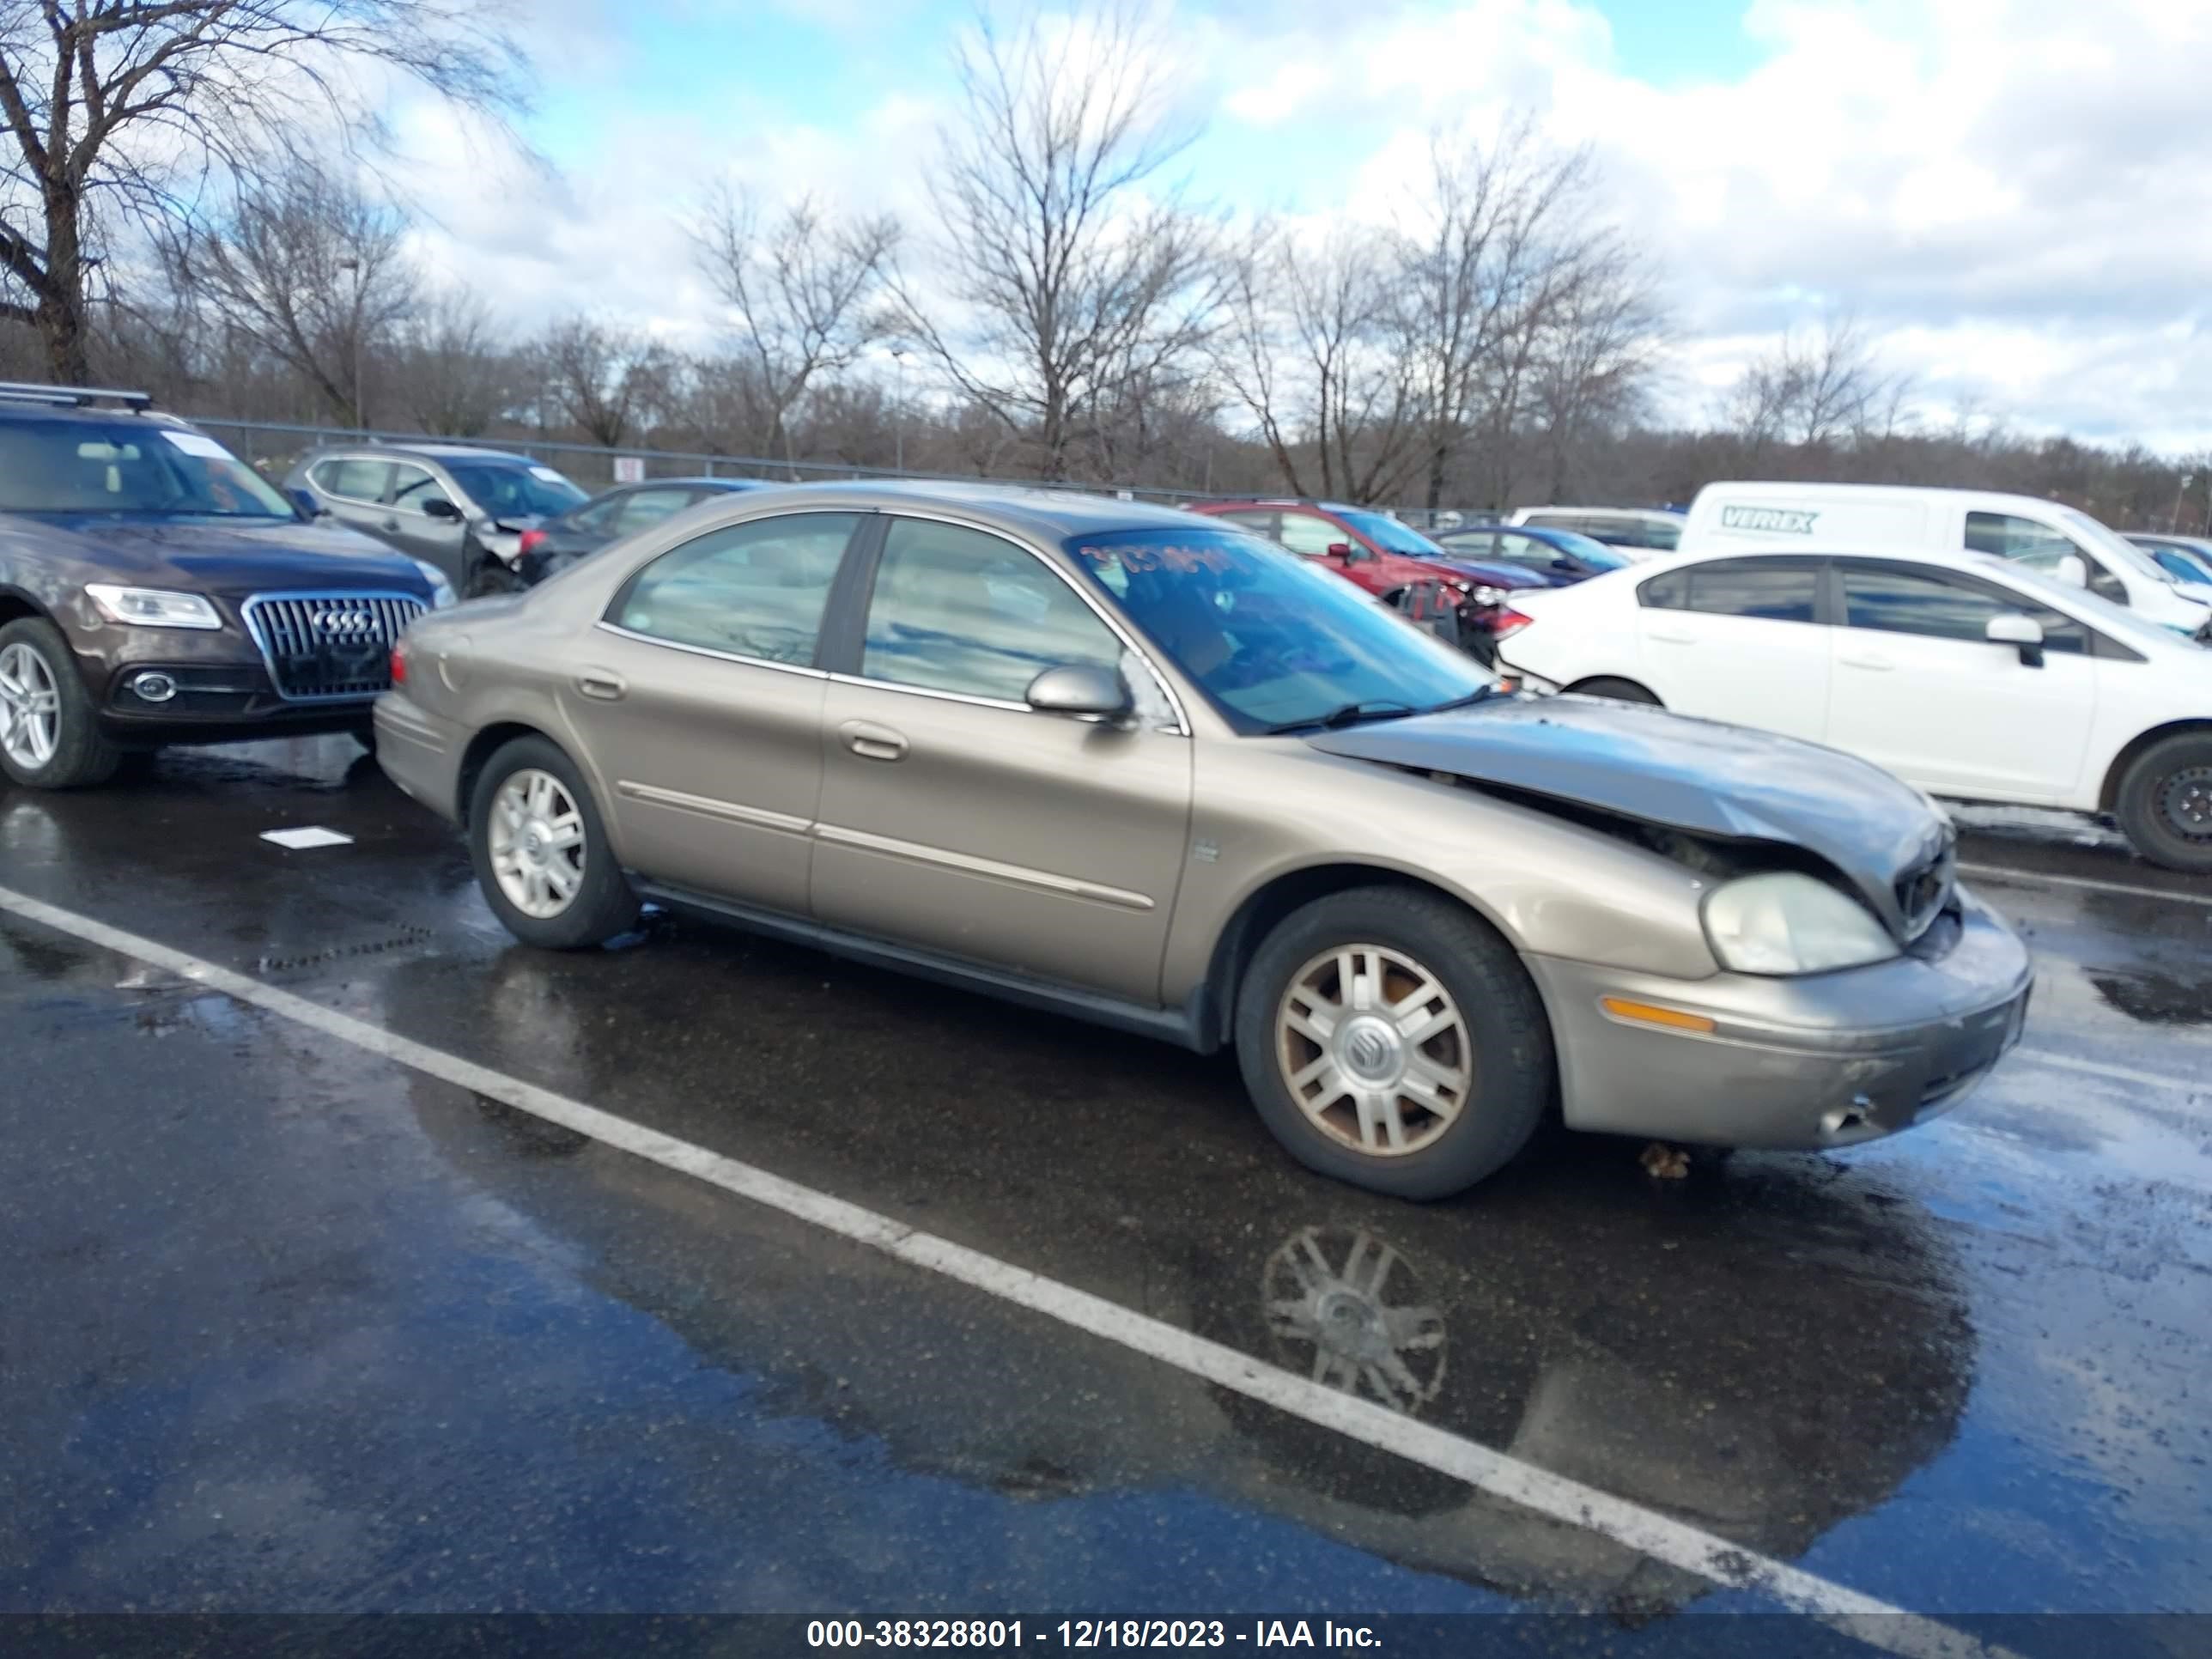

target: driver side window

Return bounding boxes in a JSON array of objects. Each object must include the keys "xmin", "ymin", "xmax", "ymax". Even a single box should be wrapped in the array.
[
  {"xmin": 1274, "ymin": 513, "xmax": 1344, "ymax": 557},
  {"xmin": 861, "ymin": 519, "xmax": 1121, "ymax": 703},
  {"xmin": 1965, "ymin": 510, "xmax": 2127, "ymax": 605},
  {"xmin": 388, "ymin": 464, "xmax": 447, "ymax": 514}
]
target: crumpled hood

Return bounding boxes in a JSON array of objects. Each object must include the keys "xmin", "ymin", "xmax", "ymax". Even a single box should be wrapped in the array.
[
  {"xmin": 1309, "ymin": 696, "xmax": 1954, "ymax": 938},
  {"xmin": 38, "ymin": 515, "xmax": 424, "ymax": 592}
]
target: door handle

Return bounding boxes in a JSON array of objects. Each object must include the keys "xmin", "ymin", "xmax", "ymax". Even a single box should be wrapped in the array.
[
  {"xmin": 839, "ymin": 719, "xmax": 908, "ymax": 762},
  {"xmin": 575, "ymin": 671, "xmax": 627, "ymax": 702},
  {"xmin": 1646, "ymin": 629, "xmax": 1694, "ymax": 645},
  {"xmin": 381, "ymin": 517, "xmax": 400, "ymax": 532},
  {"xmin": 1838, "ymin": 653, "xmax": 1894, "ymax": 672}
]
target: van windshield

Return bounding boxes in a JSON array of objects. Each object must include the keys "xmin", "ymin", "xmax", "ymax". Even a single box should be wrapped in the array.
[{"xmin": 2056, "ymin": 506, "xmax": 2180, "ymax": 586}]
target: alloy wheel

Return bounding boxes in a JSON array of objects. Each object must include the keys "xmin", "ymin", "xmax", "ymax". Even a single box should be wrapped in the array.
[
  {"xmin": 0, "ymin": 641, "xmax": 60, "ymax": 772},
  {"xmin": 486, "ymin": 768, "xmax": 586, "ymax": 919},
  {"xmin": 1273, "ymin": 943, "xmax": 1474, "ymax": 1157}
]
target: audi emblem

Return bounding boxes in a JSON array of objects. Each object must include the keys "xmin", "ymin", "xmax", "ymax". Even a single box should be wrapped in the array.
[{"xmin": 313, "ymin": 610, "xmax": 374, "ymax": 633}]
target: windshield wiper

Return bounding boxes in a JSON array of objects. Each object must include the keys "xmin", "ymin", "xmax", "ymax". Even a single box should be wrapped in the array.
[
  {"xmin": 1424, "ymin": 685, "xmax": 1510, "ymax": 714},
  {"xmin": 1260, "ymin": 700, "xmax": 1419, "ymax": 736}
]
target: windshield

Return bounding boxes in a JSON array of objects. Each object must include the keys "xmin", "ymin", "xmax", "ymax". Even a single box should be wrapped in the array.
[
  {"xmin": 0, "ymin": 418, "xmax": 295, "ymax": 518},
  {"xmin": 1539, "ymin": 530, "xmax": 1630, "ymax": 569},
  {"xmin": 445, "ymin": 462, "xmax": 587, "ymax": 520},
  {"xmin": 1331, "ymin": 508, "xmax": 1447, "ymax": 558},
  {"xmin": 1064, "ymin": 527, "xmax": 1495, "ymax": 733},
  {"xmin": 2056, "ymin": 506, "xmax": 2177, "ymax": 586}
]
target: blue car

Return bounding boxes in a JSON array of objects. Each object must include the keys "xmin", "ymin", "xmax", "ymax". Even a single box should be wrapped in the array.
[
  {"xmin": 2127, "ymin": 532, "xmax": 2212, "ymax": 588},
  {"xmin": 1432, "ymin": 522, "xmax": 1634, "ymax": 585}
]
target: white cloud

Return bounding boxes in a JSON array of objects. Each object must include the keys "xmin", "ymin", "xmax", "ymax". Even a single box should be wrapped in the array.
[{"xmin": 363, "ymin": 0, "xmax": 2212, "ymax": 447}]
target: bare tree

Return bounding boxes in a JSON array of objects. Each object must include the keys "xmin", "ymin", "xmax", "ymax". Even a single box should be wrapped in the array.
[
  {"xmin": 1508, "ymin": 243, "xmax": 1668, "ymax": 505},
  {"xmin": 0, "ymin": 0, "xmax": 526, "ymax": 385},
  {"xmin": 166, "ymin": 158, "xmax": 414, "ymax": 425},
  {"xmin": 1723, "ymin": 310, "xmax": 1910, "ymax": 450},
  {"xmin": 690, "ymin": 182, "xmax": 898, "ymax": 466},
  {"xmin": 392, "ymin": 283, "xmax": 514, "ymax": 434},
  {"xmin": 1213, "ymin": 221, "xmax": 1424, "ymax": 503},
  {"xmin": 892, "ymin": 3, "xmax": 1225, "ymax": 480},
  {"xmin": 534, "ymin": 315, "xmax": 672, "ymax": 448},
  {"xmin": 1395, "ymin": 118, "xmax": 1624, "ymax": 509}
]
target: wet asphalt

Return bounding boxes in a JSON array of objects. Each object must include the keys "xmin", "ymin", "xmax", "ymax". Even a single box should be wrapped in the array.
[{"xmin": 0, "ymin": 738, "xmax": 2207, "ymax": 1653}]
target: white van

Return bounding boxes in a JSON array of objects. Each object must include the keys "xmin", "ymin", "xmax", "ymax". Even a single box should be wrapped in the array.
[{"xmin": 1681, "ymin": 482, "xmax": 2212, "ymax": 636}]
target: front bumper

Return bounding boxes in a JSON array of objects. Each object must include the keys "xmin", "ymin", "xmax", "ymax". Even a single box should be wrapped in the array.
[
  {"xmin": 1527, "ymin": 893, "xmax": 2033, "ymax": 1149},
  {"xmin": 89, "ymin": 654, "xmax": 378, "ymax": 743}
]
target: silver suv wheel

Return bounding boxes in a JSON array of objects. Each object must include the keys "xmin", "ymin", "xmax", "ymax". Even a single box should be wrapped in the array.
[{"xmin": 0, "ymin": 641, "xmax": 59, "ymax": 771}]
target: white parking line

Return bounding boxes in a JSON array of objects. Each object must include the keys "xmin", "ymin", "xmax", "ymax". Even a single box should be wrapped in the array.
[
  {"xmin": 1960, "ymin": 861, "xmax": 2212, "ymax": 908},
  {"xmin": 0, "ymin": 882, "xmax": 2014, "ymax": 1659}
]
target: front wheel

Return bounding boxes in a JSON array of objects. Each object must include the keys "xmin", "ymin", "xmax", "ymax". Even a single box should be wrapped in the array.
[
  {"xmin": 1234, "ymin": 886, "xmax": 1555, "ymax": 1200},
  {"xmin": 2115, "ymin": 733, "xmax": 2212, "ymax": 872},
  {"xmin": 1565, "ymin": 676, "xmax": 1662, "ymax": 706},
  {"xmin": 468, "ymin": 736, "xmax": 640, "ymax": 947},
  {"xmin": 0, "ymin": 617, "xmax": 121, "ymax": 789}
]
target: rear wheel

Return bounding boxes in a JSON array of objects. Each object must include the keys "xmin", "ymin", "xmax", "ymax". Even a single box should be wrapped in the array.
[
  {"xmin": 1235, "ymin": 886, "xmax": 1554, "ymax": 1200},
  {"xmin": 0, "ymin": 618, "xmax": 121, "ymax": 790},
  {"xmin": 465, "ymin": 558, "xmax": 526, "ymax": 599},
  {"xmin": 468, "ymin": 736, "xmax": 640, "ymax": 947},
  {"xmin": 1565, "ymin": 676, "xmax": 1662, "ymax": 706},
  {"xmin": 2115, "ymin": 733, "xmax": 2212, "ymax": 873}
]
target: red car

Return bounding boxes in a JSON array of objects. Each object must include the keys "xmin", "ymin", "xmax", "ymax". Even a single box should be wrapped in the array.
[{"xmin": 1188, "ymin": 499, "xmax": 1533, "ymax": 659}]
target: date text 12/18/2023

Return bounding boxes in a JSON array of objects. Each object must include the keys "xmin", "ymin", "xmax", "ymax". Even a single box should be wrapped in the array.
[{"xmin": 805, "ymin": 1620, "xmax": 1383, "ymax": 1649}]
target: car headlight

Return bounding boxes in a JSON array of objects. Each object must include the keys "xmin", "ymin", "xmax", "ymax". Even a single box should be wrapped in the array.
[
  {"xmin": 1468, "ymin": 585, "xmax": 1504, "ymax": 607},
  {"xmin": 83, "ymin": 584, "xmax": 222, "ymax": 630},
  {"xmin": 410, "ymin": 559, "xmax": 459, "ymax": 610},
  {"xmin": 1703, "ymin": 872, "xmax": 1899, "ymax": 975}
]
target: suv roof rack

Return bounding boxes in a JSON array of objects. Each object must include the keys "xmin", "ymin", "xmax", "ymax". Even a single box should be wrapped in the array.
[{"xmin": 0, "ymin": 381, "xmax": 154, "ymax": 410}]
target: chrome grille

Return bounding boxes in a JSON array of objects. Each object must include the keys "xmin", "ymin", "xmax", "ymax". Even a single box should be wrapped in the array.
[{"xmin": 243, "ymin": 592, "xmax": 425, "ymax": 702}]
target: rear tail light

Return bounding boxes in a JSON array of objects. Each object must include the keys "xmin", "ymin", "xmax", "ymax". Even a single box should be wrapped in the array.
[
  {"xmin": 1491, "ymin": 609, "xmax": 1534, "ymax": 639},
  {"xmin": 390, "ymin": 641, "xmax": 408, "ymax": 685},
  {"xmin": 517, "ymin": 529, "xmax": 547, "ymax": 557}
]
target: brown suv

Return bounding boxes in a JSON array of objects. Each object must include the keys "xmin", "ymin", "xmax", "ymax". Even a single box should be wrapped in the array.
[{"xmin": 374, "ymin": 483, "xmax": 2032, "ymax": 1199}]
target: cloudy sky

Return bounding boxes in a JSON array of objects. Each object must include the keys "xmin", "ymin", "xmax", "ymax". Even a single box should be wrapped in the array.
[{"xmin": 385, "ymin": 0, "xmax": 2212, "ymax": 451}]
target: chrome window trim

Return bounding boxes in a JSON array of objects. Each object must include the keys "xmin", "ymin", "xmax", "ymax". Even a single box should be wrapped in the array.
[
  {"xmin": 857, "ymin": 507, "xmax": 1194, "ymax": 737},
  {"xmin": 815, "ymin": 821, "xmax": 1156, "ymax": 911},
  {"xmin": 824, "ymin": 672, "xmax": 1027, "ymax": 714},
  {"xmin": 592, "ymin": 621, "xmax": 829, "ymax": 680}
]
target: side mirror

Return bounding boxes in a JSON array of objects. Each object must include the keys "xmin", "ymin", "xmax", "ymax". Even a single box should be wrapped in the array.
[
  {"xmin": 1552, "ymin": 557, "xmax": 1579, "ymax": 574},
  {"xmin": 1326, "ymin": 541, "xmax": 1358, "ymax": 560},
  {"xmin": 289, "ymin": 486, "xmax": 325, "ymax": 520},
  {"xmin": 1025, "ymin": 663, "xmax": 1133, "ymax": 722},
  {"xmin": 2053, "ymin": 554, "xmax": 2089, "ymax": 589},
  {"xmin": 420, "ymin": 496, "xmax": 463, "ymax": 521},
  {"xmin": 1985, "ymin": 611, "xmax": 2046, "ymax": 668}
]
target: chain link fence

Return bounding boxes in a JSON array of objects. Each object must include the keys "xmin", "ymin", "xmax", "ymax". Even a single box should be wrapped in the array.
[{"xmin": 190, "ymin": 416, "xmax": 1234, "ymax": 507}]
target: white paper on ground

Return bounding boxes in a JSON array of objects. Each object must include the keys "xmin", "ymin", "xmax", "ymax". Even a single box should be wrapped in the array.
[{"xmin": 260, "ymin": 826, "xmax": 354, "ymax": 850}]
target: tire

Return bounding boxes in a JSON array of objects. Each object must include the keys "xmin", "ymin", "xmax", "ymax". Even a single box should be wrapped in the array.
[
  {"xmin": 465, "ymin": 558, "xmax": 526, "ymax": 599},
  {"xmin": 0, "ymin": 617, "xmax": 122, "ymax": 790},
  {"xmin": 467, "ymin": 735, "xmax": 639, "ymax": 948},
  {"xmin": 2114, "ymin": 732, "xmax": 2212, "ymax": 873},
  {"xmin": 1565, "ymin": 676, "xmax": 1662, "ymax": 707},
  {"xmin": 1234, "ymin": 885, "xmax": 1555, "ymax": 1200}
]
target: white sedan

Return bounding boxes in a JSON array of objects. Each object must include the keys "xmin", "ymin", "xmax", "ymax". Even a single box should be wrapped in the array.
[{"xmin": 1496, "ymin": 543, "xmax": 2212, "ymax": 872}]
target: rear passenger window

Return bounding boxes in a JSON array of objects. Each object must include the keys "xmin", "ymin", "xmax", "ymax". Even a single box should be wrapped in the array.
[
  {"xmin": 315, "ymin": 459, "xmax": 391, "ymax": 501},
  {"xmin": 1637, "ymin": 568, "xmax": 1688, "ymax": 609},
  {"xmin": 611, "ymin": 512, "xmax": 860, "ymax": 666},
  {"xmin": 1686, "ymin": 560, "xmax": 1820, "ymax": 622}
]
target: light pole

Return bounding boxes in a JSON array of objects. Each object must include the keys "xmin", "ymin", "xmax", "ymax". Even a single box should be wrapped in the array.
[
  {"xmin": 891, "ymin": 346, "xmax": 908, "ymax": 473},
  {"xmin": 337, "ymin": 257, "xmax": 365, "ymax": 433},
  {"xmin": 2175, "ymin": 471, "xmax": 2196, "ymax": 535}
]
